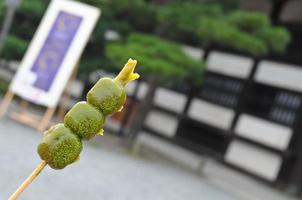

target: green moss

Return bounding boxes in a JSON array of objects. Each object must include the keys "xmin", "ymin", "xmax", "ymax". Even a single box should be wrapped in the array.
[
  {"xmin": 37, "ymin": 124, "xmax": 82, "ymax": 170},
  {"xmin": 64, "ymin": 101, "xmax": 105, "ymax": 139},
  {"xmin": 87, "ymin": 78, "xmax": 126, "ymax": 116}
]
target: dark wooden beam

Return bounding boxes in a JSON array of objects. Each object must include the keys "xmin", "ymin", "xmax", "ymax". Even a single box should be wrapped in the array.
[{"xmin": 270, "ymin": 0, "xmax": 290, "ymax": 24}]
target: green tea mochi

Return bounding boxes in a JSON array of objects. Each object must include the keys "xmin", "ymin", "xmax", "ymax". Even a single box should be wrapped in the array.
[
  {"xmin": 64, "ymin": 101, "xmax": 105, "ymax": 139},
  {"xmin": 87, "ymin": 78, "xmax": 126, "ymax": 116},
  {"xmin": 37, "ymin": 124, "xmax": 82, "ymax": 170}
]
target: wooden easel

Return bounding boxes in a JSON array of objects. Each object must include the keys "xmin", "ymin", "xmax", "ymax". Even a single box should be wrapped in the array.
[
  {"xmin": 0, "ymin": 65, "xmax": 79, "ymax": 133},
  {"xmin": 56, "ymin": 65, "xmax": 78, "ymax": 120}
]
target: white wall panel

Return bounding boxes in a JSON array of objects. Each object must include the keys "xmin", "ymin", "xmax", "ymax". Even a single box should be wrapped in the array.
[
  {"xmin": 125, "ymin": 81, "xmax": 137, "ymax": 96},
  {"xmin": 255, "ymin": 61, "xmax": 302, "ymax": 92},
  {"xmin": 181, "ymin": 45, "xmax": 204, "ymax": 60},
  {"xmin": 207, "ymin": 51, "xmax": 253, "ymax": 79},
  {"xmin": 137, "ymin": 82, "xmax": 149, "ymax": 100},
  {"xmin": 145, "ymin": 111, "xmax": 178, "ymax": 137},
  {"xmin": 188, "ymin": 99, "xmax": 235, "ymax": 130},
  {"xmin": 225, "ymin": 140, "xmax": 282, "ymax": 181},
  {"xmin": 154, "ymin": 87, "xmax": 187, "ymax": 113},
  {"xmin": 235, "ymin": 114, "xmax": 292, "ymax": 150}
]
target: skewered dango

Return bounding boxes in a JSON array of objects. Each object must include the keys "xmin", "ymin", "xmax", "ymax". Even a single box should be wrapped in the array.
[
  {"xmin": 37, "ymin": 58, "xmax": 139, "ymax": 169},
  {"xmin": 9, "ymin": 59, "xmax": 139, "ymax": 200}
]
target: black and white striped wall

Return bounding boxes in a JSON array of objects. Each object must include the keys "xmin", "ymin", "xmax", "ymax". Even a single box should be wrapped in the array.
[{"xmin": 120, "ymin": 47, "xmax": 302, "ymax": 187}]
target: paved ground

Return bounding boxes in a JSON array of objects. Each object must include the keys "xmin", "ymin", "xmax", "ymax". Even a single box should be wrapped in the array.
[{"xmin": 0, "ymin": 117, "xmax": 238, "ymax": 200}]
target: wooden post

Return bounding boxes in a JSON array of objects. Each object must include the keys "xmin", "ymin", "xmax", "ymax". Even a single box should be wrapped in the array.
[
  {"xmin": 19, "ymin": 100, "xmax": 29, "ymax": 113},
  {"xmin": 57, "ymin": 63, "xmax": 79, "ymax": 120},
  {"xmin": 0, "ymin": 90, "xmax": 14, "ymax": 118},
  {"xmin": 37, "ymin": 107, "xmax": 56, "ymax": 132}
]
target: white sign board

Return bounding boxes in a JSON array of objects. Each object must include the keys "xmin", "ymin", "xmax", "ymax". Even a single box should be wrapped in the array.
[{"xmin": 10, "ymin": 0, "xmax": 100, "ymax": 107}]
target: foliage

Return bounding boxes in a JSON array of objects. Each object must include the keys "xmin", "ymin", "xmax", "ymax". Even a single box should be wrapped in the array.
[
  {"xmin": 107, "ymin": 33, "xmax": 204, "ymax": 85},
  {"xmin": 158, "ymin": 2, "xmax": 223, "ymax": 33},
  {"xmin": 228, "ymin": 11, "xmax": 291, "ymax": 54},
  {"xmin": 80, "ymin": 0, "xmax": 157, "ymax": 34},
  {"xmin": 11, "ymin": 0, "xmax": 49, "ymax": 40},
  {"xmin": 156, "ymin": 2, "xmax": 290, "ymax": 55},
  {"xmin": 198, "ymin": 17, "xmax": 268, "ymax": 55},
  {"xmin": 0, "ymin": 1, "xmax": 47, "ymax": 61},
  {"xmin": 227, "ymin": 11, "xmax": 270, "ymax": 31},
  {"xmin": 157, "ymin": 2, "xmax": 223, "ymax": 44},
  {"xmin": 197, "ymin": 11, "xmax": 291, "ymax": 55},
  {"xmin": 2, "ymin": 35, "xmax": 28, "ymax": 60},
  {"xmin": 78, "ymin": 0, "xmax": 157, "ymax": 74},
  {"xmin": 0, "ymin": 1, "xmax": 5, "ymax": 21},
  {"xmin": 20, "ymin": 0, "xmax": 49, "ymax": 16},
  {"xmin": 175, "ymin": 0, "xmax": 239, "ymax": 11},
  {"xmin": 105, "ymin": 0, "xmax": 158, "ymax": 33},
  {"xmin": 0, "ymin": 79, "xmax": 9, "ymax": 93},
  {"xmin": 256, "ymin": 26, "xmax": 291, "ymax": 53}
]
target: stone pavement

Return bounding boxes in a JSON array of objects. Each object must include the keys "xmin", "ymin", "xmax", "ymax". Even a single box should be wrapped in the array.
[{"xmin": 0, "ymin": 117, "xmax": 238, "ymax": 200}]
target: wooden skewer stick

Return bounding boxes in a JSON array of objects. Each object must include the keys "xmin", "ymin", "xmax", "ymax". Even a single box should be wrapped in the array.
[{"xmin": 9, "ymin": 161, "xmax": 47, "ymax": 200}]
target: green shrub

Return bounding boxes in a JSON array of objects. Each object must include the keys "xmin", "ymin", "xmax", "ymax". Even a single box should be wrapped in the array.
[
  {"xmin": 157, "ymin": 2, "xmax": 290, "ymax": 55},
  {"xmin": 107, "ymin": 33, "xmax": 204, "ymax": 85},
  {"xmin": 0, "ymin": 1, "xmax": 5, "ymax": 21},
  {"xmin": 127, "ymin": 4, "xmax": 157, "ymax": 33},
  {"xmin": 232, "ymin": 32, "xmax": 268, "ymax": 55},
  {"xmin": 198, "ymin": 17, "xmax": 233, "ymax": 46},
  {"xmin": 108, "ymin": 0, "xmax": 145, "ymax": 14},
  {"xmin": 20, "ymin": 0, "xmax": 48, "ymax": 16},
  {"xmin": 10, "ymin": 0, "xmax": 49, "ymax": 40},
  {"xmin": 197, "ymin": 11, "xmax": 290, "ymax": 55},
  {"xmin": 198, "ymin": 17, "xmax": 268, "ymax": 55},
  {"xmin": 256, "ymin": 27, "xmax": 291, "ymax": 53},
  {"xmin": 79, "ymin": 0, "xmax": 158, "ymax": 76},
  {"xmin": 227, "ymin": 11, "xmax": 269, "ymax": 32},
  {"xmin": 158, "ymin": 2, "xmax": 223, "ymax": 32},
  {"xmin": 2, "ymin": 35, "xmax": 28, "ymax": 60},
  {"xmin": 175, "ymin": 0, "xmax": 239, "ymax": 11},
  {"xmin": 157, "ymin": 2, "xmax": 223, "ymax": 43},
  {"xmin": 102, "ymin": 0, "xmax": 157, "ymax": 33},
  {"xmin": 0, "ymin": 79, "xmax": 9, "ymax": 92}
]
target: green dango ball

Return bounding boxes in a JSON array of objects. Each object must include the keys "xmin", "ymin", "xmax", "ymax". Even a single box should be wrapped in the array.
[
  {"xmin": 87, "ymin": 78, "xmax": 126, "ymax": 116},
  {"xmin": 37, "ymin": 124, "xmax": 82, "ymax": 169},
  {"xmin": 64, "ymin": 101, "xmax": 105, "ymax": 139}
]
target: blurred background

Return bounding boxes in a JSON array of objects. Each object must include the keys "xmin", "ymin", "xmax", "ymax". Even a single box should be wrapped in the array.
[{"xmin": 1, "ymin": 0, "xmax": 302, "ymax": 199}]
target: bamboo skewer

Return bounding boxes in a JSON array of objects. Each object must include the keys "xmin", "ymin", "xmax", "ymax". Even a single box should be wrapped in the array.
[{"xmin": 9, "ymin": 161, "xmax": 47, "ymax": 200}]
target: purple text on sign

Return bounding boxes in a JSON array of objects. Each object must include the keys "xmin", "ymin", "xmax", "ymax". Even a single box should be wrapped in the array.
[{"xmin": 30, "ymin": 11, "xmax": 83, "ymax": 92}]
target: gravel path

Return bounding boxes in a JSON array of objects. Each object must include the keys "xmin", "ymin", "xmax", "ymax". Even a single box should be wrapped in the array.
[{"xmin": 0, "ymin": 117, "xmax": 238, "ymax": 200}]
